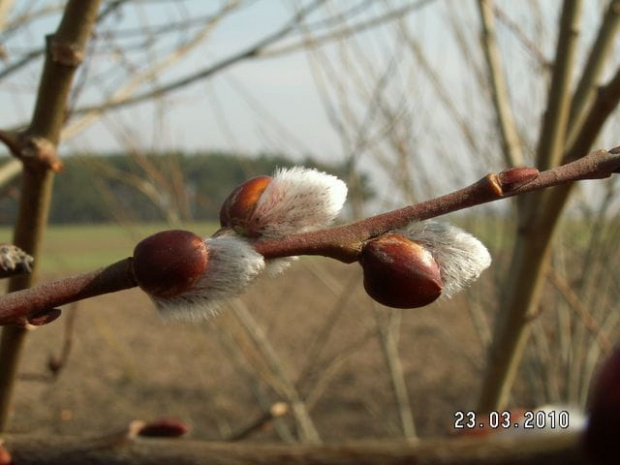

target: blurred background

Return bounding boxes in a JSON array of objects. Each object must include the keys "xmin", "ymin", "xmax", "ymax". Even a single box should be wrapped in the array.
[{"xmin": 0, "ymin": 0, "xmax": 618, "ymax": 442}]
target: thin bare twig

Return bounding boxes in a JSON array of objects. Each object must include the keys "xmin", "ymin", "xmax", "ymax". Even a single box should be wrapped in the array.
[
  {"xmin": 0, "ymin": 0, "xmax": 130, "ymax": 82},
  {"xmin": 214, "ymin": 325, "xmax": 295, "ymax": 442},
  {"xmin": 69, "ymin": 0, "xmax": 327, "ymax": 115},
  {"xmin": 548, "ymin": 269, "xmax": 613, "ymax": 355},
  {"xmin": 61, "ymin": 0, "xmax": 241, "ymax": 141},
  {"xmin": 230, "ymin": 301, "xmax": 321, "ymax": 444},
  {"xmin": 477, "ymin": 0, "xmax": 524, "ymax": 168},
  {"xmin": 263, "ymin": 0, "xmax": 438, "ymax": 58},
  {"xmin": 373, "ymin": 308, "xmax": 417, "ymax": 441},
  {"xmin": 492, "ymin": 3, "xmax": 549, "ymax": 68},
  {"xmin": 226, "ymin": 402, "xmax": 289, "ymax": 441}
]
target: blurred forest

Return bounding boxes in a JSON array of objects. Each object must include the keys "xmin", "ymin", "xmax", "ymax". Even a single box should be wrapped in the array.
[{"xmin": 0, "ymin": 152, "xmax": 372, "ymax": 224}]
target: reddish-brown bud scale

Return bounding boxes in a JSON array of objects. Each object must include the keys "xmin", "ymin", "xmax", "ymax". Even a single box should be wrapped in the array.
[
  {"xmin": 137, "ymin": 418, "xmax": 191, "ymax": 438},
  {"xmin": 360, "ymin": 233, "xmax": 443, "ymax": 309},
  {"xmin": 219, "ymin": 175, "xmax": 272, "ymax": 237},
  {"xmin": 498, "ymin": 167, "xmax": 539, "ymax": 191},
  {"xmin": 584, "ymin": 346, "xmax": 620, "ymax": 465},
  {"xmin": 132, "ymin": 230, "xmax": 208, "ymax": 299},
  {"xmin": 27, "ymin": 308, "xmax": 62, "ymax": 326}
]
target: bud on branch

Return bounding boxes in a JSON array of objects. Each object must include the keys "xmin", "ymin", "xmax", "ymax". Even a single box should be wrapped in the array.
[{"xmin": 0, "ymin": 146, "xmax": 618, "ymax": 325}]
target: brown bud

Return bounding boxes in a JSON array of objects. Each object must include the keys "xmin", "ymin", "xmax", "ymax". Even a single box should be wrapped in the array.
[
  {"xmin": 497, "ymin": 167, "xmax": 539, "ymax": 190},
  {"xmin": 360, "ymin": 233, "xmax": 442, "ymax": 309},
  {"xmin": 137, "ymin": 418, "xmax": 191, "ymax": 438},
  {"xmin": 133, "ymin": 230, "xmax": 208, "ymax": 299},
  {"xmin": 219, "ymin": 175, "xmax": 272, "ymax": 237},
  {"xmin": 27, "ymin": 308, "xmax": 62, "ymax": 326},
  {"xmin": 585, "ymin": 346, "xmax": 620, "ymax": 465}
]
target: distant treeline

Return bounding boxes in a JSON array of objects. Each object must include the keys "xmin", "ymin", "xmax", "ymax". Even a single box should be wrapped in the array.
[{"xmin": 0, "ymin": 152, "xmax": 371, "ymax": 225}]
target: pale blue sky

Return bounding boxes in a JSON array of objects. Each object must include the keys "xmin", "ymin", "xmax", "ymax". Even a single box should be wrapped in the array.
[
  {"xmin": 1, "ymin": 1, "xmax": 618, "ymax": 210},
  {"xmin": 1, "ymin": 1, "xmax": 453, "ymax": 162}
]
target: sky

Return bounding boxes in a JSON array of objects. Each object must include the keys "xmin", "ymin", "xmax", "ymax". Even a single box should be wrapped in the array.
[
  {"xmin": 0, "ymin": 0, "xmax": 618, "ymax": 212},
  {"xmin": 0, "ymin": 0, "xmax": 457, "ymax": 159}
]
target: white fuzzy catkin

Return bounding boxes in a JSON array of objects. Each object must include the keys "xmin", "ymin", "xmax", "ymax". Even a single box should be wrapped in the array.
[
  {"xmin": 264, "ymin": 256, "xmax": 299, "ymax": 277},
  {"xmin": 399, "ymin": 221, "xmax": 491, "ymax": 297},
  {"xmin": 153, "ymin": 236, "xmax": 265, "ymax": 321},
  {"xmin": 251, "ymin": 166, "xmax": 348, "ymax": 238}
]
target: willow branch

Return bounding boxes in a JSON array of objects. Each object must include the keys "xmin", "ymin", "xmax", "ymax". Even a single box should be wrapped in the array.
[
  {"xmin": 255, "ymin": 147, "xmax": 620, "ymax": 261},
  {"xmin": 3, "ymin": 430, "xmax": 586, "ymax": 465},
  {"xmin": 0, "ymin": 146, "xmax": 617, "ymax": 326},
  {"xmin": 0, "ymin": 258, "xmax": 134, "ymax": 326}
]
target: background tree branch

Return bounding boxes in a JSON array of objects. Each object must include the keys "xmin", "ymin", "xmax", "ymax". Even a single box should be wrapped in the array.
[{"xmin": 0, "ymin": 0, "xmax": 102, "ymax": 431}]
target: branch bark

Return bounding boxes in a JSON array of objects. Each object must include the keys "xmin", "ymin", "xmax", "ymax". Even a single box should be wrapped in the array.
[
  {"xmin": 476, "ymin": 0, "xmax": 524, "ymax": 167},
  {"xmin": 477, "ymin": 64, "xmax": 620, "ymax": 414},
  {"xmin": 2, "ymin": 430, "xmax": 587, "ymax": 465},
  {"xmin": 0, "ymin": 147, "xmax": 617, "ymax": 326},
  {"xmin": 535, "ymin": 0, "xmax": 582, "ymax": 170},
  {"xmin": 567, "ymin": 0, "xmax": 620, "ymax": 138}
]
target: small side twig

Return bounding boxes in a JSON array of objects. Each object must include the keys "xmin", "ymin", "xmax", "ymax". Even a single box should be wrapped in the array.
[
  {"xmin": 0, "ymin": 130, "xmax": 21, "ymax": 157},
  {"xmin": 230, "ymin": 301, "xmax": 321, "ymax": 444},
  {"xmin": 47, "ymin": 302, "xmax": 79, "ymax": 377},
  {"xmin": 548, "ymin": 269, "xmax": 613, "ymax": 355},
  {"xmin": 226, "ymin": 402, "xmax": 289, "ymax": 441}
]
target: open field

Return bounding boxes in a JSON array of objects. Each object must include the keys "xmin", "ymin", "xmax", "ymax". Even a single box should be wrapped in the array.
[
  {"xmin": 0, "ymin": 221, "xmax": 615, "ymax": 442},
  {"xmin": 0, "ymin": 222, "xmax": 220, "ymax": 274}
]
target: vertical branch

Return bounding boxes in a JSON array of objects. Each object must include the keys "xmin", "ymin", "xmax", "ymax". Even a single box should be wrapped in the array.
[
  {"xmin": 479, "ymin": 50, "xmax": 620, "ymax": 418},
  {"xmin": 0, "ymin": 0, "xmax": 102, "ymax": 431},
  {"xmin": 476, "ymin": 0, "xmax": 524, "ymax": 168},
  {"xmin": 567, "ymin": 0, "xmax": 620, "ymax": 140},
  {"xmin": 374, "ymin": 309, "xmax": 417, "ymax": 441},
  {"xmin": 535, "ymin": 0, "xmax": 582, "ymax": 170},
  {"xmin": 477, "ymin": 0, "xmax": 583, "ymax": 413}
]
